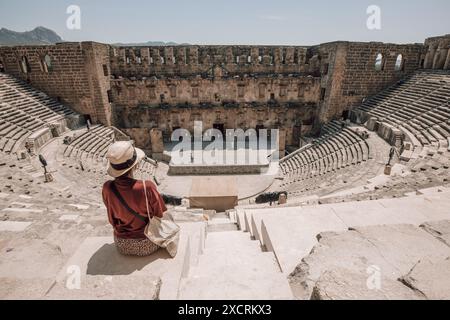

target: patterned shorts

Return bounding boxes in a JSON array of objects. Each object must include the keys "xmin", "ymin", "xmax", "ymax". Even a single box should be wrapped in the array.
[{"xmin": 114, "ymin": 235, "xmax": 160, "ymax": 257}]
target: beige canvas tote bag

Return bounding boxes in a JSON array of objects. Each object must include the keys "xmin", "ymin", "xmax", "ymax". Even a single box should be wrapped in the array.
[{"xmin": 143, "ymin": 180, "xmax": 181, "ymax": 257}]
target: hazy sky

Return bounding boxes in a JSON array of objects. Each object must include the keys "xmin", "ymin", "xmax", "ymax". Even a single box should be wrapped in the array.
[{"xmin": 0, "ymin": 0, "xmax": 449, "ymax": 45}]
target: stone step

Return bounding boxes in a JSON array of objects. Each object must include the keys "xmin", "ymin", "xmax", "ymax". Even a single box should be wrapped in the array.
[
  {"xmin": 257, "ymin": 190, "xmax": 450, "ymax": 274},
  {"xmin": 47, "ymin": 222, "xmax": 206, "ymax": 300},
  {"xmin": 179, "ymin": 231, "xmax": 292, "ymax": 300},
  {"xmin": 207, "ymin": 223, "xmax": 238, "ymax": 233},
  {"xmin": 0, "ymin": 221, "xmax": 32, "ymax": 232}
]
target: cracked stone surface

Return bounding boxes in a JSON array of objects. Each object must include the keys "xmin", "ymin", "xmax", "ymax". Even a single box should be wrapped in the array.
[
  {"xmin": 400, "ymin": 257, "xmax": 450, "ymax": 300},
  {"xmin": 420, "ymin": 220, "xmax": 450, "ymax": 247},
  {"xmin": 289, "ymin": 224, "xmax": 450, "ymax": 300},
  {"xmin": 311, "ymin": 268, "xmax": 422, "ymax": 300}
]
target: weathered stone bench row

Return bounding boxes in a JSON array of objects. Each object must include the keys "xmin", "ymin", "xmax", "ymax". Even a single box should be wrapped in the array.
[{"xmin": 280, "ymin": 122, "xmax": 369, "ymax": 185}]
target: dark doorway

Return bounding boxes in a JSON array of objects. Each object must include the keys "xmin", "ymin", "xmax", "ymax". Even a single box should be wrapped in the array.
[
  {"xmin": 342, "ymin": 110, "xmax": 350, "ymax": 120},
  {"xmin": 256, "ymin": 124, "xmax": 265, "ymax": 138},
  {"xmin": 213, "ymin": 123, "xmax": 225, "ymax": 136},
  {"xmin": 0, "ymin": 59, "xmax": 4, "ymax": 72},
  {"xmin": 51, "ymin": 127, "xmax": 59, "ymax": 138},
  {"xmin": 84, "ymin": 114, "xmax": 93, "ymax": 124},
  {"xmin": 292, "ymin": 124, "xmax": 302, "ymax": 147}
]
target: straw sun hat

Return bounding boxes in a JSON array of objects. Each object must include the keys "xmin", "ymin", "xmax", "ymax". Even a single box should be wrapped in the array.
[{"xmin": 106, "ymin": 141, "xmax": 145, "ymax": 178}]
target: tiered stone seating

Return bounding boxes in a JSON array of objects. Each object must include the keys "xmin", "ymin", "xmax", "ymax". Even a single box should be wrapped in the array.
[
  {"xmin": 0, "ymin": 149, "xmax": 207, "ymax": 300},
  {"xmin": 318, "ymin": 154, "xmax": 450, "ymax": 204},
  {"xmin": 278, "ymin": 121, "xmax": 370, "ymax": 193},
  {"xmin": 353, "ymin": 70, "xmax": 450, "ymax": 157},
  {"xmin": 62, "ymin": 126, "xmax": 157, "ymax": 180},
  {"xmin": 0, "ymin": 72, "xmax": 77, "ymax": 153}
]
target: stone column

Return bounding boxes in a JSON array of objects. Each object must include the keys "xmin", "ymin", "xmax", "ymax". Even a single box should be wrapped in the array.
[{"xmin": 150, "ymin": 128, "xmax": 164, "ymax": 156}]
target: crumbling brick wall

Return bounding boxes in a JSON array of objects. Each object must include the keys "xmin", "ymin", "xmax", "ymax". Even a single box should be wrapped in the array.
[
  {"xmin": 1, "ymin": 36, "xmax": 446, "ymax": 151},
  {"xmin": 316, "ymin": 41, "xmax": 425, "ymax": 123},
  {"xmin": 109, "ymin": 45, "xmax": 316, "ymax": 78},
  {"xmin": 0, "ymin": 42, "xmax": 112, "ymax": 125}
]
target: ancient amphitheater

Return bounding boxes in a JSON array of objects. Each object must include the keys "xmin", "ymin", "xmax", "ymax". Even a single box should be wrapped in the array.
[{"xmin": 0, "ymin": 34, "xmax": 449, "ymax": 300}]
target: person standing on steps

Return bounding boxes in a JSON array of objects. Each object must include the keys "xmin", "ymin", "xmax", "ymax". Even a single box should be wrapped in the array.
[
  {"xmin": 86, "ymin": 119, "xmax": 91, "ymax": 132},
  {"xmin": 102, "ymin": 141, "xmax": 167, "ymax": 257}
]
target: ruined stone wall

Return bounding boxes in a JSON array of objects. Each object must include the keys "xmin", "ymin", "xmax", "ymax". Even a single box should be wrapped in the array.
[
  {"xmin": 2, "ymin": 37, "xmax": 445, "ymax": 153},
  {"xmin": 110, "ymin": 72, "xmax": 321, "ymax": 153},
  {"xmin": 111, "ymin": 75, "xmax": 320, "ymax": 107},
  {"xmin": 109, "ymin": 45, "xmax": 317, "ymax": 77},
  {"xmin": 0, "ymin": 42, "xmax": 112, "ymax": 125},
  {"xmin": 317, "ymin": 41, "xmax": 424, "ymax": 122},
  {"xmin": 113, "ymin": 104, "xmax": 317, "ymax": 154},
  {"xmin": 424, "ymin": 34, "xmax": 450, "ymax": 70}
]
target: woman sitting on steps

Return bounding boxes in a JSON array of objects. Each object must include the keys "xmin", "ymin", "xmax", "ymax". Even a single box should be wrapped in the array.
[{"xmin": 102, "ymin": 141, "xmax": 167, "ymax": 257}]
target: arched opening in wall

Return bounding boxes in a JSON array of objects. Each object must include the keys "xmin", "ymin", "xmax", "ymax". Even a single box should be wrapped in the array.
[
  {"xmin": 236, "ymin": 56, "xmax": 240, "ymax": 64},
  {"xmin": 255, "ymin": 124, "xmax": 265, "ymax": 138},
  {"xmin": 213, "ymin": 123, "xmax": 225, "ymax": 136},
  {"xmin": 420, "ymin": 58, "xmax": 425, "ymax": 69},
  {"xmin": 40, "ymin": 54, "xmax": 53, "ymax": 73},
  {"xmin": 269, "ymin": 49, "xmax": 275, "ymax": 65},
  {"xmin": 135, "ymin": 50, "xmax": 142, "ymax": 64},
  {"xmin": 19, "ymin": 56, "xmax": 31, "ymax": 74},
  {"xmin": 0, "ymin": 58, "xmax": 5, "ymax": 72},
  {"xmin": 83, "ymin": 114, "xmax": 92, "ymax": 124},
  {"xmin": 247, "ymin": 56, "xmax": 252, "ymax": 64},
  {"xmin": 394, "ymin": 54, "xmax": 404, "ymax": 71},
  {"xmin": 342, "ymin": 110, "xmax": 350, "ymax": 120},
  {"xmin": 258, "ymin": 48, "xmax": 264, "ymax": 63},
  {"xmin": 375, "ymin": 53, "xmax": 384, "ymax": 71},
  {"xmin": 281, "ymin": 49, "xmax": 286, "ymax": 65}
]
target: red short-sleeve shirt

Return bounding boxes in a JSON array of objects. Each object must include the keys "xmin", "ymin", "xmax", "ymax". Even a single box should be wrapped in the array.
[{"xmin": 102, "ymin": 176, "xmax": 167, "ymax": 239}]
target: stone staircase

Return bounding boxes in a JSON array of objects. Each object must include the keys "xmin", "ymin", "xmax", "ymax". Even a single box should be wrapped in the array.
[
  {"xmin": 235, "ymin": 186, "xmax": 450, "ymax": 277},
  {"xmin": 178, "ymin": 212, "xmax": 293, "ymax": 300}
]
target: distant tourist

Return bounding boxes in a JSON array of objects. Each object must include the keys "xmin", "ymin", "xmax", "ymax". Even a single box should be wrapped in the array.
[
  {"xmin": 86, "ymin": 119, "xmax": 91, "ymax": 132},
  {"xmin": 102, "ymin": 141, "xmax": 167, "ymax": 257},
  {"xmin": 387, "ymin": 147, "xmax": 396, "ymax": 166},
  {"xmin": 39, "ymin": 154, "xmax": 48, "ymax": 174}
]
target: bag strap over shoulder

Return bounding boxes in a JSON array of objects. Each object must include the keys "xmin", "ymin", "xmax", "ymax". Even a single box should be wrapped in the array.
[
  {"xmin": 142, "ymin": 180, "xmax": 152, "ymax": 220},
  {"xmin": 110, "ymin": 181, "xmax": 147, "ymax": 223}
]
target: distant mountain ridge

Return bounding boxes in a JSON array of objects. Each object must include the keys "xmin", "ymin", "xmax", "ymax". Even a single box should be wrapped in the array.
[
  {"xmin": 0, "ymin": 26, "xmax": 188, "ymax": 47},
  {"xmin": 0, "ymin": 26, "xmax": 63, "ymax": 46}
]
